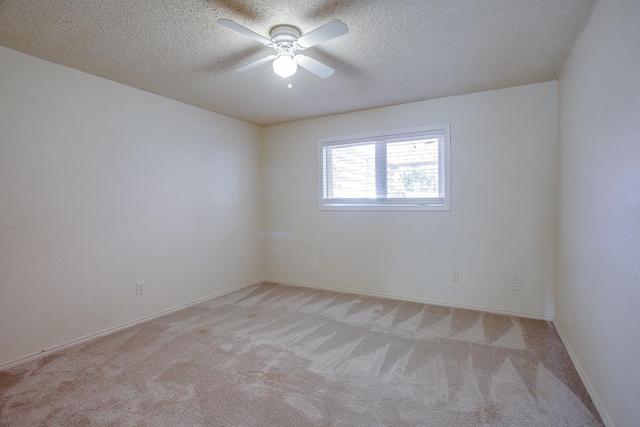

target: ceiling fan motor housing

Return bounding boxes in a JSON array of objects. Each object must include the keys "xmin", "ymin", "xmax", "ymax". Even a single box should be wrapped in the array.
[
  {"xmin": 270, "ymin": 25, "xmax": 301, "ymax": 45},
  {"xmin": 218, "ymin": 18, "xmax": 347, "ymax": 78}
]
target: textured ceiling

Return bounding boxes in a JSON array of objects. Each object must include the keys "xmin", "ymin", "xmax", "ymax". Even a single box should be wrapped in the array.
[{"xmin": 0, "ymin": 0, "xmax": 597, "ymax": 126}]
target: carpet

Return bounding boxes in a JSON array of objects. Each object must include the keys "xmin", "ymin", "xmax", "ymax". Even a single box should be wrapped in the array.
[{"xmin": 0, "ymin": 282, "xmax": 602, "ymax": 426}]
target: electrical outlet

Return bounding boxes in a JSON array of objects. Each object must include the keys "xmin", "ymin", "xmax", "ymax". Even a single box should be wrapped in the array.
[
  {"xmin": 509, "ymin": 276, "xmax": 523, "ymax": 285},
  {"xmin": 135, "ymin": 281, "xmax": 145, "ymax": 296},
  {"xmin": 313, "ymin": 258, "xmax": 319, "ymax": 268},
  {"xmin": 507, "ymin": 282, "xmax": 522, "ymax": 291},
  {"xmin": 225, "ymin": 264, "xmax": 229, "ymax": 273},
  {"xmin": 452, "ymin": 272, "xmax": 459, "ymax": 281},
  {"xmin": 507, "ymin": 276, "xmax": 522, "ymax": 291}
]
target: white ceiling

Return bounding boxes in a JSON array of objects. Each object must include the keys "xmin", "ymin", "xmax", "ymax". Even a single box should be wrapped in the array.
[{"xmin": 0, "ymin": 0, "xmax": 597, "ymax": 126}]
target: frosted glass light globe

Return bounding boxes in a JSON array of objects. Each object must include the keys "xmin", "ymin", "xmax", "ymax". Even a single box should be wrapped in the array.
[{"xmin": 272, "ymin": 55, "xmax": 297, "ymax": 78}]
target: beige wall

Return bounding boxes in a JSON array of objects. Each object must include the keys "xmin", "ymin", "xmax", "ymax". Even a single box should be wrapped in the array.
[
  {"xmin": 4, "ymin": 6, "xmax": 636, "ymax": 422},
  {"xmin": 263, "ymin": 82, "xmax": 558, "ymax": 319},
  {"xmin": 556, "ymin": 0, "xmax": 640, "ymax": 425},
  {"xmin": 0, "ymin": 47, "xmax": 265, "ymax": 366}
]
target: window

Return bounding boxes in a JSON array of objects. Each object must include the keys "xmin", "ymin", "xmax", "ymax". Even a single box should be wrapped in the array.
[{"xmin": 319, "ymin": 124, "xmax": 450, "ymax": 210}]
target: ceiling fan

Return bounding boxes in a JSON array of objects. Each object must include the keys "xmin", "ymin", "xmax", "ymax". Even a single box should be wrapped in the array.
[{"xmin": 218, "ymin": 19, "xmax": 348, "ymax": 79}]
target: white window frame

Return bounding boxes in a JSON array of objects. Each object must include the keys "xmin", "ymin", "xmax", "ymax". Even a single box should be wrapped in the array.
[{"xmin": 318, "ymin": 124, "xmax": 451, "ymax": 211}]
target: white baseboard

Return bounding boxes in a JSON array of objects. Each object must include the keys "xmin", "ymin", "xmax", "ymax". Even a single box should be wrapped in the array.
[
  {"xmin": 0, "ymin": 279, "xmax": 264, "ymax": 371},
  {"xmin": 553, "ymin": 322, "xmax": 614, "ymax": 427},
  {"xmin": 267, "ymin": 278, "xmax": 553, "ymax": 321}
]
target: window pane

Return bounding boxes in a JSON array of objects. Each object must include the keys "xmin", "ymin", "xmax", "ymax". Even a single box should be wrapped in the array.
[
  {"xmin": 319, "ymin": 124, "xmax": 450, "ymax": 210},
  {"xmin": 329, "ymin": 143, "xmax": 376, "ymax": 198},
  {"xmin": 386, "ymin": 138, "xmax": 439, "ymax": 198}
]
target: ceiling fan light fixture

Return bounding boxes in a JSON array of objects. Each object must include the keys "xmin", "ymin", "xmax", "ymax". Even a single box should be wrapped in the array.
[
  {"xmin": 272, "ymin": 54, "xmax": 297, "ymax": 78},
  {"xmin": 218, "ymin": 19, "xmax": 348, "ymax": 79}
]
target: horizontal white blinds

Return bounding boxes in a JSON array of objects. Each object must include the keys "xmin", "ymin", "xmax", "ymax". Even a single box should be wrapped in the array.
[{"xmin": 322, "ymin": 129, "xmax": 445, "ymax": 207}]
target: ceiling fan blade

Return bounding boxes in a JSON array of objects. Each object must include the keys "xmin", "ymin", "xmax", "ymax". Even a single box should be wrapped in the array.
[
  {"xmin": 236, "ymin": 55, "xmax": 277, "ymax": 72},
  {"xmin": 297, "ymin": 20, "xmax": 348, "ymax": 49},
  {"xmin": 218, "ymin": 19, "xmax": 272, "ymax": 46},
  {"xmin": 296, "ymin": 55, "xmax": 335, "ymax": 78}
]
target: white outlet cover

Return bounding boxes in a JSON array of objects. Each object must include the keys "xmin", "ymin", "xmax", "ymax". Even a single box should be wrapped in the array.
[
  {"xmin": 507, "ymin": 282, "xmax": 522, "ymax": 291},
  {"xmin": 135, "ymin": 281, "xmax": 144, "ymax": 296},
  {"xmin": 313, "ymin": 258, "xmax": 319, "ymax": 268}
]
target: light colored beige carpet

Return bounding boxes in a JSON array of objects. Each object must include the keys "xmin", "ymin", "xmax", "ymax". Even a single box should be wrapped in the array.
[{"xmin": 1, "ymin": 282, "xmax": 602, "ymax": 426}]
